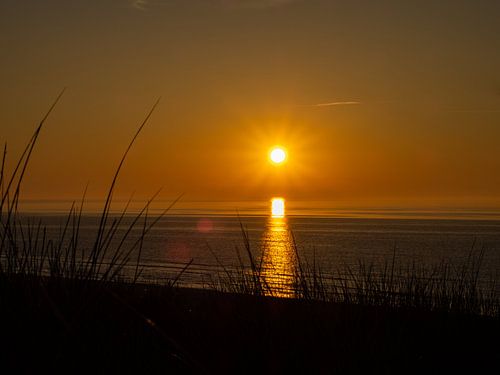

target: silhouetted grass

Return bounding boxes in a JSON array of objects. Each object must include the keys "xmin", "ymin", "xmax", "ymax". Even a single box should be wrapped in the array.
[
  {"xmin": 0, "ymin": 94, "xmax": 186, "ymax": 286},
  {"xmin": 207, "ymin": 222, "xmax": 498, "ymax": 317},
  {"xmin": 1, "ymin": 92, "xmax": 497, "ymax": 317}
]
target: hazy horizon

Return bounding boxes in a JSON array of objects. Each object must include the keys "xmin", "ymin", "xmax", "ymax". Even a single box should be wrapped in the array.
[{"xmin": 14, "ymin": 198, "xmax": 500, "ymax": 220}]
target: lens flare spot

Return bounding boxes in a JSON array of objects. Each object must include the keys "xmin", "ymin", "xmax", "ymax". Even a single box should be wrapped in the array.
[
  {"xmin": 167, "ymin": 241, "xmax": 191, "ymax": 262},
  {"xmin": 197, "ymin": 218, "xmax": 214, "ymax": 233}
]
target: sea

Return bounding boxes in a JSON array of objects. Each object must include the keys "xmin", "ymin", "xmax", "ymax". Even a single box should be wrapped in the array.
[{"xmin": 14, "ymin": 199, "xmax": 500, "ymax": 294}]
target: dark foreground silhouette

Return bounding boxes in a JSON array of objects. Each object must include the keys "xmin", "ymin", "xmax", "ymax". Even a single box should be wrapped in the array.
[{"xmin": 1, "ymin": 276, "xmax": 498, "ymax": 374}]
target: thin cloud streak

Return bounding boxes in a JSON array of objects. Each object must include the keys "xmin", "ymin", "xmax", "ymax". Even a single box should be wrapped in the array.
[
  {"xmin": 220, "ymin": 0, "xmax": 299, "ymax": 8},
  {"xmin": 131, "ymin": 0, "xmax": 148, "ymax": 10},
  {"xmin": 445, "ymin": 109, "xmax": 500, "ymax": 113},
  {"xmin": 129, "ymin": 1, "xmax": 299, "ymax": 10},
  {"xmin": 308, "ymin": 101, "xmax": 361, "ymax": 107}
]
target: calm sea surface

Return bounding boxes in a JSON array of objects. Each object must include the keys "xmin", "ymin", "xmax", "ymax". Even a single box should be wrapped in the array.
[{"xmin": 19, "ymin": 209, "xmax": 500, "ymax": 291}]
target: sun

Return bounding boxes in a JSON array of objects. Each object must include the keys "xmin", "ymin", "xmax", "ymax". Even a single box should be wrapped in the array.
[{"xmin": 269, "ymin": 147, "xmax": 287, "ymax": 164}]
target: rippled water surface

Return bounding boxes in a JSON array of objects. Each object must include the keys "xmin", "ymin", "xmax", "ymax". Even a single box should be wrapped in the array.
[{"xmin": 20, "ymin": 211, "xmax": 500, "ymax": 291}]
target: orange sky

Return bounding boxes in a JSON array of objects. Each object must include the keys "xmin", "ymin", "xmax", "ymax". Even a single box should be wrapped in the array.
[{"xmin": 1, "ymin": 1, "xmax": 500, "ymax": 208}]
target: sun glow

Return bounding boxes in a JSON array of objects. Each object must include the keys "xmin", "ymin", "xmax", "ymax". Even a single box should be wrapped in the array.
[
  {"xmin": 271, "ymin": 197, "xmax": 285, "ymax": 218},
  {"xmin": 269, "ymin": 147, "xmax": 287, "ymax": 164}
]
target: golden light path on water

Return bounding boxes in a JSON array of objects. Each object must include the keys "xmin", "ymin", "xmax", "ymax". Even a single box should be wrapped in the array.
[{"xmin": 260, "ymin": 198, "xmax": 297, "ymax": 297}]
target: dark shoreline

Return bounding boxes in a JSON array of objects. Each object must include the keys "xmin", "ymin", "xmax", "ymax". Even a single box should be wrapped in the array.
[{"xmin": 1, "ymin": 276, "xmax": 498, "ymax": 374}]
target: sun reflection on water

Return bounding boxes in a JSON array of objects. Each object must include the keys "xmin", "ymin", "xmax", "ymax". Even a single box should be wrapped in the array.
[
  {"xmin": 260, "ymin": 198, "xmax": 296, "ymax": 297},
  {"xmin": 271, "ymin": 197, "xmax": 285, "ymax": 218}
]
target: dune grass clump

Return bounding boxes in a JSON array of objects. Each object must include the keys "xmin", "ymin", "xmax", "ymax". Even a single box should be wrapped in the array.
[
  {"xmin": 0, "ymin": 93, "xmax": 187, "ymax": 288},
  {"xmin": 209, "ymin": 227, "xmax": 498, "ymax": 316}
]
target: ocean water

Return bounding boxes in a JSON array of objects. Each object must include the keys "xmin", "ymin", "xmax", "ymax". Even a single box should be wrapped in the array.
[{"xmin": 17, "ymin": 210, "xmax": 500, "ymax": 292}]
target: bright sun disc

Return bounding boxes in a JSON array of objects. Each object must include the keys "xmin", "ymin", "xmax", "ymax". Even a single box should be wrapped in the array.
[{"xmin": 270, "ymin": 147, "xmax": 286, "ymax": 164}]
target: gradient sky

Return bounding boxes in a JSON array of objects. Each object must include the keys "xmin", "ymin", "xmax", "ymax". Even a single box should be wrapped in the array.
[{"xmin": 1, "ymin": 0, "xmax": 500, "ymax": 208}]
